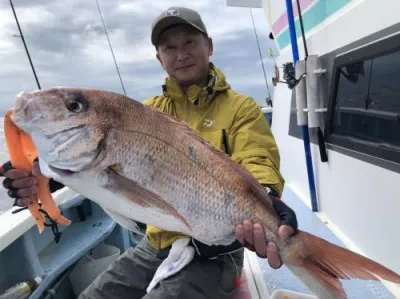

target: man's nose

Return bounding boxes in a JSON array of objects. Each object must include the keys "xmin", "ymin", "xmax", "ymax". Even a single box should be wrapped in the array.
[{"xmin": 176, "ymin": 48, "xmax": 190, "ymax": 61}]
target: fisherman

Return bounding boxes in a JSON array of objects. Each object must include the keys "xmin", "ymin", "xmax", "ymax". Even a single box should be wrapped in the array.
[{"xmin": 0, "ymin": 6, "xmax": 298, "ymax": 299}]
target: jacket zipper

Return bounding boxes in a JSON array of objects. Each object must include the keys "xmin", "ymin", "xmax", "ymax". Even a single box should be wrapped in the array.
[
  {"xmin": 185, "ymin": 97, "xmax": 190, "ymax": 124},
  {"xmin": 222, "ymin": 129, "xmax": 231, "ymax": 156}
]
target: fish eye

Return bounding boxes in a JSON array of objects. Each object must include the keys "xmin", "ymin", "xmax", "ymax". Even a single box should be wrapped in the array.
[
  {"xmin": 66, "ymin": 100, "xmax": 84, "ymax": 113},
  {"xmin": 65, "ymin": 93, "xmax": 88, "ymax": 113}
]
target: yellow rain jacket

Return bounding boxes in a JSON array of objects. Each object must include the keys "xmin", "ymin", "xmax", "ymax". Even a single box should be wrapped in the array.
[{"xmin": 142, "ymin": 63, "xmax": 285, "ymax": 249}]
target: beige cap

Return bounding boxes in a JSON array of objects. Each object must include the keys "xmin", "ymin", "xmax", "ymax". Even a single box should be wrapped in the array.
[{"xmin": 151, "ymin": 7, "xmax": 208, "ymax": 46}]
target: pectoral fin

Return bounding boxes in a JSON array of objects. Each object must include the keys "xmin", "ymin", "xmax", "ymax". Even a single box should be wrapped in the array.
[
  {"xmin": 105, "ymin": 168, "xmax": 192, "ymax": 232},
  {"xmin": 102, "ymin": 207, "xmax": 145, "ymax": 235}
]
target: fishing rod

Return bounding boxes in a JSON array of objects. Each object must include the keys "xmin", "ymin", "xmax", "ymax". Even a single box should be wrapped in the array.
[
  {"xmin": 249, "ymin": 8, "xmax": 272, "ymax": 106},
  {"xmin": 95, "ymin": 0, "xmax": 127, "ymax": 95},
  {"xmin": 284, "ymin": 0, "xmax": 319, "ymax": 212},
  {"xmin": 9, "ymin": 0, "xmax": 41, "ymax": 90},
  {"xmin": 295, "ymin": 0, "xmax": 328, "ymax": 164}
]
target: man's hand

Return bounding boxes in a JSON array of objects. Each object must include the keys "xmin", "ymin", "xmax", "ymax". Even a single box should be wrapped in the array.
[
  {"xmin": 235, "ymin": 196, "xmax": 298, "ymax": 269},
  {"xmin": 0, "ymin": 160, "xmax": 41, "ymax": 207}
]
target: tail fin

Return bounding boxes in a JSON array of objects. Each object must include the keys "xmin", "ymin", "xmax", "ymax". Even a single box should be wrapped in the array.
[{"xmin": 286, "ymin": 231, "xmax": 400, "ymax": 299}]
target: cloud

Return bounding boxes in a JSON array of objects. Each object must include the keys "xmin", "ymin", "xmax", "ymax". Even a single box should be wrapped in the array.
[{"xmin": 0, "ymin": 0, "xmax": 278, "ymax": 113}]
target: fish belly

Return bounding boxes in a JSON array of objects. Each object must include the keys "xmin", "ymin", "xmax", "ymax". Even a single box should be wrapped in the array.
[{"xmin": 53, "ymin": 168, "xmax": 238, "ymax": 246}]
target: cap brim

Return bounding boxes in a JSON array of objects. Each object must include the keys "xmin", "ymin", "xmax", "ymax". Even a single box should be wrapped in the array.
[{"xmin": 151, "ymin": 16, "xmax": 206, "ymax": 46}]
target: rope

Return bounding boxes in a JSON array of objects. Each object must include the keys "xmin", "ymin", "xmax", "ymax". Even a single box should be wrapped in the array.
[{"xmin": 12, "ymin": 204, "xmax": 63, "ymax": 243}]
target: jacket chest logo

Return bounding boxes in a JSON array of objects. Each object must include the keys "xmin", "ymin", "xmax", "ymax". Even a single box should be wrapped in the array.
[{"xmin": 203, "ymin": 119, "xmax": 214, "ymax": 127}]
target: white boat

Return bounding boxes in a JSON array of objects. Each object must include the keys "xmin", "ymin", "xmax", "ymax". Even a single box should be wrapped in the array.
[
  {"xmin": 228, "ymin": 0, "xmax": 400, "ymax": 297},
  {"xmin": 0, "ymin": 0, "xmax": 399, "ymax": 298}
]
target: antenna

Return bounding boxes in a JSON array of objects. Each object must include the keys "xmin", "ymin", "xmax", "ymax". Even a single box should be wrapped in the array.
[
  {"xmin": 10, "ymin": 0, "xmax": 41, "ymax": 90},
  {"xmin": 95, "ymin": 0, "xmax": 127, "ymax": 95},
  {"xmin": 249, "ymin": 8, "xmax": 271, "ymax": 106}
]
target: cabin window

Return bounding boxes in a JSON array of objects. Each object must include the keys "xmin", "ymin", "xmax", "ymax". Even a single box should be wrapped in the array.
[{"xmin": 326, "ymin": 35, "xmax": 400, "ymax": 165}]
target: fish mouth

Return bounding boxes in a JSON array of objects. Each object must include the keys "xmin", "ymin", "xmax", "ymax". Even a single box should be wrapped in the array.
[
  {"xmin": 11, "ymin": 91, "xmax": 30, "ymax": 123},
  {"xmin": 11, "ymin": 90, "xmax": 43, "ymax": 127},
  {"xmin": 14, "ymin": 91, "xmax": 30, "ymax": 111}
]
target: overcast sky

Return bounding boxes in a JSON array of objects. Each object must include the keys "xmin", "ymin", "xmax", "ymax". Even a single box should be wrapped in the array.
[{"xmin": 0, "ymin": 0, "xmax": 278, "ymax": 114}]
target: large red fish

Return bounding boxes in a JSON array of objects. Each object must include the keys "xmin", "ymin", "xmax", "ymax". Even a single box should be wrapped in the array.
[{"xmin": 6, "ymin": 87, "xmax": 400, "ymax": 299}]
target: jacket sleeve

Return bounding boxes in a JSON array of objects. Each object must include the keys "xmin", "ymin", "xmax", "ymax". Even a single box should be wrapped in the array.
[{"xmin": 229, "ymin": 97, "xmax": 285, "ymax": 196}]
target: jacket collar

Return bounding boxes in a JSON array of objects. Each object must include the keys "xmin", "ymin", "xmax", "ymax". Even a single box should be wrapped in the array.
[{"xmin": 161, "ymin": 63, "xmax": 229, "ymax": 108}]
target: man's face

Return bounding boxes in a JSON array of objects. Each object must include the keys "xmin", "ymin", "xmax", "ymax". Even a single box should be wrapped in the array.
[{"xmin": 156, "ymin": 24, "xmax": 213, "ymax": 88}]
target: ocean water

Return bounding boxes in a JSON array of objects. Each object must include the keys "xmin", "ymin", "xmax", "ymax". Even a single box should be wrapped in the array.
[{"xmin": 0, "ymin": 117, "xmax": 17, "ymax": 214}]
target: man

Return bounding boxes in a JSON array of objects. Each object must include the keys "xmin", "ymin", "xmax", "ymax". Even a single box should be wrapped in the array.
[{"xmin": 1, "ymin": 6, "xmax": 297, "ymax": 299}]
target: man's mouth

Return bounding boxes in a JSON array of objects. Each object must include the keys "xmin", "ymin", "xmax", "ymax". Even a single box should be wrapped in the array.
[{"xmin": 176, "ymin": 64, "xmax": 195, "ymax": 71}]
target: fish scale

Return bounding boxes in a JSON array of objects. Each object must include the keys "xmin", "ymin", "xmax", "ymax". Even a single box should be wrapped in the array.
[
  {"xmin": 102, "ymin": 112, "xmax": 308, "ymax": 246},
  {"xmin": 106, "ymin": 127, "xmax": 242, "ymax": 243},
  {"xmin": 8, "ymin": 87, "xmax": 400, "ymax": 299}
]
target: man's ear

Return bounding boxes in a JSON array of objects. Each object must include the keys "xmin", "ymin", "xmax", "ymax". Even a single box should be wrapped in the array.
[
  {"xmin": 208, "ymin": 37, "xmax": 213, "ymax": 56},
  {"xmin": 156, "ymin": 52, "xmax": 164, "ymax": 69}
]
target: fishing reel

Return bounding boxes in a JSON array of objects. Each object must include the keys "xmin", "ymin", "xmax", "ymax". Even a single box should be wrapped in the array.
[{"xmin": 279, "ymin": 62, "xmax": 305, "ymax": 90}]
